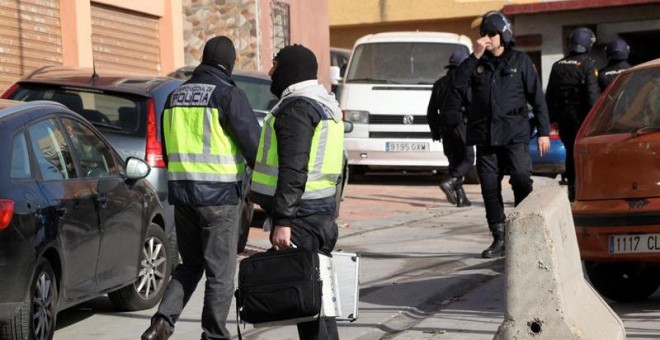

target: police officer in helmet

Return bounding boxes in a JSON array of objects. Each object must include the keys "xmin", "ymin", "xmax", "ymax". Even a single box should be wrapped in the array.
[
  {"xmin": 599, "ymin": 38, "xmax": 631, "ymax": 91},
  {"xmin": 546, "ymin": 27, "xmax": 601, "ymax": 202},
  {"xmin": 428, "ymin": 50, "xmax": 474, "ymax": 207},
  {"xmin": 453, "ymin": 11, "xmax": 550, "ymax": 258}
]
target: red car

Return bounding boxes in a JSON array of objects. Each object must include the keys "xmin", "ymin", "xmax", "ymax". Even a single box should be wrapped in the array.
[{"xmin": 573, "ymin": 58, "xmax": 660, "ymax": 302}]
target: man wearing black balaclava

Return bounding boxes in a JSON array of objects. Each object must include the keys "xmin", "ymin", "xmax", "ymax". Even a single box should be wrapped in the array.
[
  {"xmin": 142, "ymin": 35, "xmax": 260, "ymax": 340},
  {"xmin": 250, "ymin": 44, "xmax": 344, "ymax": 340}
]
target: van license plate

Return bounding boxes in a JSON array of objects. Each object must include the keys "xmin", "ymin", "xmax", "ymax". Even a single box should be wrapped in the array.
[
  {"xmin": 386, "ymin": 142, "xmax": 429, "ymax": 152},
  {"xmin": 609, "ymin": 234, "xmax": 660, "ymax": 254}
]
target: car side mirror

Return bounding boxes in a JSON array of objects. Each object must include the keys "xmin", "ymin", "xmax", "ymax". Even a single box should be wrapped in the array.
[
  {"xmin": 344, "ymin": 121, "xmax": 353, "ymax": 133},
  {"xmin": 329, "ymin": 66, "xmax": 342, "ymax": 85},
  {"xmin": 125, "ymin": 157, "xmax": 151, "ymax": 180}
]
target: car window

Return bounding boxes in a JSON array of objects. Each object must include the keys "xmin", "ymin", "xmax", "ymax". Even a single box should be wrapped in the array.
[
  {"xmin": 61, "ymin": 118, "xmax": 117, "ymax": 178},
  {"xmin": 584, "ymin": 68, "xmax": 660, "ymax": 136},
  {"xmin": 28, "ymin": 118, "xmax": 77, "ymax": 180},
  {"xmin": 8, "ymin": 85, "xmax": 148, "ymax": 137},
  {"xmin": 11, "ymin": 131, "xmax": 32, "ymax": 180},
  {"xmin": 234, "ymin": 76, "xmax": 277, "ymax": 112}
]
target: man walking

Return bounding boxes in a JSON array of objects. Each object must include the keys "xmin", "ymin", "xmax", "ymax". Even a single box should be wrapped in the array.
[
  {"xmin": 546, "ymin": 27, "xmax": 601, "ymax": 202},
  {"xmin": 453, "ymin": 11, "xmax": 550, "ymax": 258},
  {"xmin": 141, "ymin": 35, "xmax": 261, "ymax": 340},
  {"xmin": 427, "ymin": 50, "xmax": 474, "ymax": 207},
  {"xmin": 250, "ymin": 44, "xmax": 344, "ymax": 340}
]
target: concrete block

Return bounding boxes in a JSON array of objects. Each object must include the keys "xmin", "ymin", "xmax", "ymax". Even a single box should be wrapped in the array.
[{"xmin": 494, "ymin": 186, "xmax": 626, "ymax": 340}]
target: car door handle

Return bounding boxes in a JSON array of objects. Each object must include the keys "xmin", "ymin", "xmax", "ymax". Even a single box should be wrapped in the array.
[
  {"xmin": 97, "ymin": 195, "xmax": 108, "ymax": 207},
  {"xmin": 55, "ymin": 206, "xmax": 66, "ymax": 217}
]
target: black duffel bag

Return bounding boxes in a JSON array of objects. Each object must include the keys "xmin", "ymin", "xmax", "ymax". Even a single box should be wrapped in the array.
[{"xmin": 235, "ymin": 247, "xmax": 322, "ymax": 324}]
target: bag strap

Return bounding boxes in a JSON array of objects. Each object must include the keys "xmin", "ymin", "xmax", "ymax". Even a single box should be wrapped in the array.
[{"xmin": 235, "ymin": 290, "xmax": 243, "ymax": 340}]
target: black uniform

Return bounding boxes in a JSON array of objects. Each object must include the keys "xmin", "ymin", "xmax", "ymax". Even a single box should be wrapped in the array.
[
  {"xmin": 598, "ymin": 60, "xmax": 631, "ymax": 91},
  {"xmin": 546, "ymin": 52, "xmax": 600, "ymax": 201},
  {"xmin": 427, "ymin": 69, "xmax": 475, "ymax": 184},
  {"xmin": 453, "ymin": 48, "xmax": 549, "ymax": 225}
]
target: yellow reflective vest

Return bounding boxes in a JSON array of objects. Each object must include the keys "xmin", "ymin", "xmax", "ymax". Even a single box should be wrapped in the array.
[
  {"xmin": 163, "ymin": 96, "xmax": 244, "ymax": 183},
  {"xmin": 251, "ymin": 100, "xmax": 343, "ymax": 200}
]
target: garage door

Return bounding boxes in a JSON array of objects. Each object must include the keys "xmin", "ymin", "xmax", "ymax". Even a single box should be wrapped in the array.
[
  {"xmin": 0, "ymin": 0, "xmax": 62, "ymax": 92},
  {"xmin": 91, "ymin": 3, "xmax": 161, "ymax": 75}
]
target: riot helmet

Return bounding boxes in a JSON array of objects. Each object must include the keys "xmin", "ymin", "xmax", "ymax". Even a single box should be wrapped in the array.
[
  {"xmin": 446, "ymin": 50, "xmax": 469, "ymax": 69},
  {"xmin": 480, "ymin": 11, "xmax": 514, "ymax": 45},
  {"xmin": 568, "ymin": 27, "xmax": 596, "ymax": 53},
  {"xmin": 605, "ymin": 38, "xmax": 630, "ymax": 61}
]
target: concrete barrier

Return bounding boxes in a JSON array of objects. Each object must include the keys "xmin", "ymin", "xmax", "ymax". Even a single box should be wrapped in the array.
[{"xmin": 494, "ymin": 186, "xmax": 626, "ymax": 340}]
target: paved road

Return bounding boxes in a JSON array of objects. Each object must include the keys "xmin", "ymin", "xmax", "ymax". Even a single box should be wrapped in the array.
[{"xmin": 53, "ymin": 174, "xmax": 660, "ymax": 339}]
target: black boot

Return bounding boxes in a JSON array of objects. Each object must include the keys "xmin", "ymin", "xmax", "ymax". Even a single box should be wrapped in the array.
[
  {"xmin": 456, "ymin": 187, "xmax": 471, "ymax": 207},
  {"xmin": 481, "ymin": 223, "xmax": 505, "ymax": 258},
  {"xmin": 440, "ymin": 177, "xmax": 459, "ymax": 205}
]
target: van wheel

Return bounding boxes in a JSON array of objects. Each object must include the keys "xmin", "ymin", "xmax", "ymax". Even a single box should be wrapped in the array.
[
  {"xmin": 0, "ymin": 258, "xmax": 58, "ymax": 340},
  {"xmin": 108, "ymin": 223, "xmax": 170, "ymax": 310},
  {"xmin": 585, "ymin": 261, "xmax": 660, "ymax": 302},
  {"xmin": 463, "ymin": 168, "xmax": 480, "ymax": 184}
]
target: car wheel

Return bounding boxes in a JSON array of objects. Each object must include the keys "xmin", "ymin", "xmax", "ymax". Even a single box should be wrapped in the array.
[
  {"xmin": 237, "ymin": 197, "xmax": 255, "ymax": 253},
  {"xmin": 585, "ymin": 261, "xmax": 660, "ymax": 302},
  {"xmin": 108, "ymin": 223, "xmax": 170, "ymax": 310},
  {"xmin": 0, "ymin": 258, "xmax": 58, "ymax": 340}
]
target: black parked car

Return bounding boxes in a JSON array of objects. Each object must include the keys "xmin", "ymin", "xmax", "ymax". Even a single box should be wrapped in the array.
[
  {"xmin": 0, "ymin": 100, "xmax": 170, "ymax": 340},
  {"xmin": 2, "ymin": 66, "xmax": 254, "ymax": 253}
]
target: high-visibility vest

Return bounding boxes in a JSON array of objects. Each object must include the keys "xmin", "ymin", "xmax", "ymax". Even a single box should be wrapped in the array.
[
  {"xmin": 251, "ymin": 98, "xmax": 343, "ymax": 200},
  {"xmin": 163, "ymin": 104, "xmax": 244, "ymax": 183}
]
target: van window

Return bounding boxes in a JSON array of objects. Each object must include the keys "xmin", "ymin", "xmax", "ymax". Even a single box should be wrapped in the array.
[{"xmin": 346, "ymin": 42, "xmax": 469, "ymax": 85}]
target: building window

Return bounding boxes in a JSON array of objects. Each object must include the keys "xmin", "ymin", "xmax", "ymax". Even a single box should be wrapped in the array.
[{"xmin": 271, "ymin": 1, "xmax": 290, "ymax": 55}]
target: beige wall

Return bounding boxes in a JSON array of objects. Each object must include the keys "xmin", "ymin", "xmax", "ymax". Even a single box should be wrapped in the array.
[{"xmin": 329, "ymin": 0, "xmax": 538, "ymax": 49}]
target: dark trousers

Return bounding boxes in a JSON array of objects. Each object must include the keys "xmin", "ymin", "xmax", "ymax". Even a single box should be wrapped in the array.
[
  {"xmin": 442, "ymin": 123, "xmax": 475, "ymax": 181},
  {"xmin": 154, "ymin": 204, "xmax": 240, "ymax": 340},
  {"xmin": 559, "ymin": 124, "xmax": 578, "ymax": 201},
  {"xmin": 283, "ymin": 206, "xmax": 340, "ymax": 340},
  {"xmin": 476, "ymin": 143, "xmax": 533, "ymax": 225}
]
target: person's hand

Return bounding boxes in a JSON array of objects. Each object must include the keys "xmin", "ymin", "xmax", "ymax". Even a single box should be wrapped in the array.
[
  {"xmin": 537, "ymin": 136, "xmax": 551, "ymax": 157},
  {"xmin": 271, "ymin": 226, "xmax": 292, "ymax": 250},
  {"xmin": 474, "ymin": 37, "xmax": 490, "ymax": 59}
]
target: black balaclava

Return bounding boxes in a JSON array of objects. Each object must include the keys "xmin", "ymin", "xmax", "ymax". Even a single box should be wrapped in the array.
[
  {"xmin": 202, "ymin": 36, "xmax": 236, "ymax": 75},
  {"xmin": 270, "ymin": 44, "xmax": 318, "ymax": 98}
]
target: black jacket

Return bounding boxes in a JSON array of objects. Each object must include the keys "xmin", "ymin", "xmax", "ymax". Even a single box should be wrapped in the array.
[
  {"xmin": 427, "ymin": 68, "xmax": 470, "ymax": 141},
  {"xmin": 598, "ymin": 60, "xmax": 631, "ymax": 91},
  {"xmin": 546, "ymin": 52, "xmax": 601, "ymax": 128},
  {"xmin": 161, "ymin": 64, "xmax": 261, "ymax": 206},
  {"xmin": 453, "ymin": 48, "xmax": 550, "ymax": 146}
]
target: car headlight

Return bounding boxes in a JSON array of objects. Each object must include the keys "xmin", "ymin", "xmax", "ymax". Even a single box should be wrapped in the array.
[{"xmin": 343, "ymin": 110, "xmax": 369, "ymax": 124}]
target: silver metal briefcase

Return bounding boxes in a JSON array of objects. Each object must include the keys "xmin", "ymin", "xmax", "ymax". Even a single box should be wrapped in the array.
[{"xmin": 332, "ymin": 251, "xmax": 360, "ymax": 322}]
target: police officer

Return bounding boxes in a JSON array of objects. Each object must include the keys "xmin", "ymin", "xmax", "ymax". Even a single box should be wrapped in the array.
[
  {"xmin": 546, "ymin": 27, "xmax": 601, "ymax": 202},
  {"xmin": 427, "ymin": 50, "xmax": 474, "ymax": 207},
  {"xmin": 599, "ymin": 38, "xmax": 631, "ymax": 91},
  {"xmin": 453, "ymin": 11, "xmax": 550, "ymax": 258},
  {"xmin": 142, "ymin": 36, "xmax": 261, "ymax": 340},
  {"xmin": 250, "ymin": 44, "xmax": 344, "ymax": 340}
]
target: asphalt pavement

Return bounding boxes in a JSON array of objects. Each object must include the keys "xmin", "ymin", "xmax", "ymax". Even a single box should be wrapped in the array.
[{"xmin": 52, "ymin": 174, "xmax": 660, "ymax": 339}]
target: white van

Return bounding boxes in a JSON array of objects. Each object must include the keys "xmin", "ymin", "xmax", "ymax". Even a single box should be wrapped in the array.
[{"xmin": 330, "ymin": 31, "xmax": 472, "ymax": 175}]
